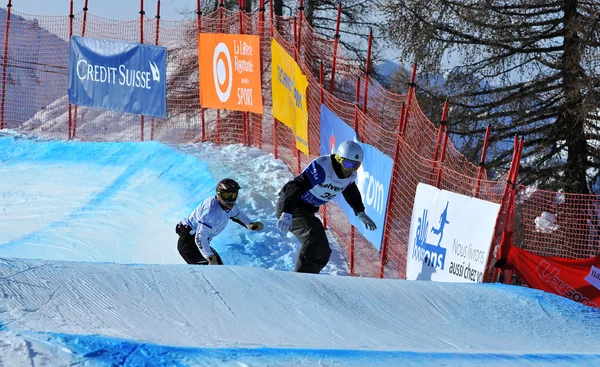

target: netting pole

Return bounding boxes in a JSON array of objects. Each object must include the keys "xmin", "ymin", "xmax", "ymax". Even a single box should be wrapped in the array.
[
  {"xmin": 492, "ymin": 137, "xmax": 523, "ymax": 284},
  {"xmin": 257, "ymin": 0, "xmax": 265, "ymax": 149},
  {"xmin": 400, "ymin": 64, "xmax": 418, "ymax": 136},
  {"xmin": 239, "ymin": 0, "xmax": 248, "ymax": 147},
  {"xmin": 319, "ymin": 61, "xmax": 328, "ymax": 230},
  {"xmin": 349, "ymin": 76, "xmax": 361, "ymax": 275},
  {"xmin": 297, "ymin": 0, "xmax": 303, "ymax": 56},
  {"xmin": 196, "ymin": 0, "xmax": 206, "ymax": 142},
  {"xmin": 474, "ymin": 124, "xmax": 492, "ymax": 198},
  {"xmin": 0, "ymin": 0, "xmax": 11, "ymax": 130},
  {"xmin": 328, "ymin": 3, "xmax": 341, "ymax": 94},
  {"xmin": 81, "ymin": 0, "xmax": 89, "ymax": 37},
  {"xmin": 72, "ymin": 0, "xmax": 89, "ymax": 140},
  {"xmin": 67, "ymin": 0, "xmax": 73, "ymax": 137},
  {"xmin": 379, "ymin": 103, "xmax": 406, "ymax": 278},
  {"xmin": 270, "ymin": 0, "xmax": 277, "ymax": 158},
  {"xmin": 150, "ymin": 0, "xmax": 161, "ymax": 141},
  {"xmin": 216, "ymin": 0, "xmax": 224, "ymax": 145},
  {"xmin": 353, "ymin": 77, "xmax": 360, "ymax": 132},
  {"xmin": 435, "ymin": 132, "xmax": 449, "ymax": 188},
  {"xmin": 139, "ymin": 0, "xmax": 145, "ymax": 141},
  {"xmin": 361, "ymin": 30, "xmax": 373, "ymax": 120},
  {"xmin": 500, "ymin": 137, "xmax": 524, "ymax": 285},
  {"xmin": 293, "ymin": 16, "xmax": 300, "ymax": 174},
  {"xmin": 488, "ymin": 136, "xmax": 519, "ymax": 283},
  {"xmin": 350, "ymin": 226, "xmax": 355, "ymax": 276},
  {"xmin": 431, "ymin": 100, "xmax": 448, "ymax": 183}
]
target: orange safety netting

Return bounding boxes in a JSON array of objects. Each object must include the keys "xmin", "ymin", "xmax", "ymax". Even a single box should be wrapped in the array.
[{"xmin": 3, "ymin": 7, "xmax": 582, "ymax": 281}]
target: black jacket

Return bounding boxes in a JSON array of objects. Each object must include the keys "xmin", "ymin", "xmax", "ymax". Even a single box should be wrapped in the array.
[{"xmin": 278, "ymin": 154, "xmax": 365, "ymax": 215}]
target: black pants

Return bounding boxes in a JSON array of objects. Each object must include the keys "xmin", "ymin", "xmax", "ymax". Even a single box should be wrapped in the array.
[
  {"xmin": 276, "ymin": 197, "xmax": 331, "ymax": 274},
  {"xmin": 177, "ymin": 232, "xmax": 223, "ymax": 265}
]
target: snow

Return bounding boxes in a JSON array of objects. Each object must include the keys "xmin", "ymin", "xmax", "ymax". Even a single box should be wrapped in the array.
[{"xmin": 1, "ymin": 130, "xmax": 600, "ymax": 366}]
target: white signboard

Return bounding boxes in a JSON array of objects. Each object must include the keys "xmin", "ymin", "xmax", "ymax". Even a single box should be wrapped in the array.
[{"xmin": 406, "ymin": 183, "xmax": 501, "ymax": 283}]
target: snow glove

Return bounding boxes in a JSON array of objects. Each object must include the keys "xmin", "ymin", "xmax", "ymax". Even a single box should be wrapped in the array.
[
  {"xmin": 248, "ymin": 221, "xmax": 264, "ymax": 231},
  {"xmin": 206, "ymin": 255, "xmax": 220, "ymax": 265},
  {"xmin": 357, "ymin": 212, "xmax": 376, "ymax": 230},
  {"xmin": 277, "ymin": 212, "xmax": 293, "ymax": 233},
  {"xmin": 175, "ymin": 223, "xmax": 192, "ymax": 236}
]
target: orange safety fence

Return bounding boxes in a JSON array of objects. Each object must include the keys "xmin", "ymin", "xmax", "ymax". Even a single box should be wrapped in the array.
[{"xmin": 3, "ymin": 5, "xmax": 585, "ymax": 282}]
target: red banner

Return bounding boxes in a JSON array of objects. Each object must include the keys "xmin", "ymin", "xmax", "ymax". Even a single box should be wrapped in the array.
[{"xmin": 507, "ymin": 246, "xmax": 600, "ymax": 308}]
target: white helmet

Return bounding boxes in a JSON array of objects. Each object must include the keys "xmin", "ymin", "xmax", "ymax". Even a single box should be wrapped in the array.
[{"xmin": 336, "ymin": 140, "xmax": 363, "ymax": 163}]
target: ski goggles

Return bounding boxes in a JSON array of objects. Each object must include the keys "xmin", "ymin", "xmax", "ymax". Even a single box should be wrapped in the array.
[
  {"xmin": 219, "ymin": 190, "xmax": 238, "ymax": 201},
  {"xmin": 339, "ymin": 158, "xmax": 361, "ymax": 171}
]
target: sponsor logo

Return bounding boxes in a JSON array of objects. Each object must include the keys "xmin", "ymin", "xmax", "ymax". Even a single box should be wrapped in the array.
[
  {"xmin": 149, "ymin": 61, "xmax": 160, "ymax": 82},
  {"xmin": 585, "ymin": 265, "xmax": 600, "ymax": 291},
  {"xmin": 213, "ymin": 42, "xmax": 233, "ymax": 102},
  {"xmin": 75, "ymin": 59, "xmax": 160, "ymax": 89},
  {"xmin": 412, "ymin": 208, "xmax": 447, "ymax": 270},
  {"xmin": 277, "ymin": 65, "xmax": 304, "ymax": 109},
  {"xmin": 538, "ymin": 260, "xmax": 599, "ymax": 308},
  {"xmin": 358, "ymin": 169, "xmax": 385, "ymax": 215},
  {"xmin": 319, "ymin": 182, "xmax": 344, "ymax": 192}
]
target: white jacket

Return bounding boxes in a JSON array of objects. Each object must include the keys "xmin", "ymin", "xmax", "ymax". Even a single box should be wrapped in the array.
[{"xmin": 181, "ymin": 196, "xmax": 252, "ymax": 258}]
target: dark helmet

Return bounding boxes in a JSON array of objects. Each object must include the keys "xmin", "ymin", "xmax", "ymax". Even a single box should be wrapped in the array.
[{"xmin": 216, "ymin": 178, "xmax": 241, "ymax": 209}]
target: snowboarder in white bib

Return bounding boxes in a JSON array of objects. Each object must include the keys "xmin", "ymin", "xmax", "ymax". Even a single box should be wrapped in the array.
[
  {"xmin": 276, "ymin": 140, "xmax": 376, "ymax": 274},
  {"xmin": 176, "ymin": 178, "xmax": 264, "ymax": 265}
]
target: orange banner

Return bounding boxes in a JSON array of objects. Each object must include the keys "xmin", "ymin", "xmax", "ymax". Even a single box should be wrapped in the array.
[{"xmin": 198, "ymin": 33, "xmax": 263, "ymax": 114}]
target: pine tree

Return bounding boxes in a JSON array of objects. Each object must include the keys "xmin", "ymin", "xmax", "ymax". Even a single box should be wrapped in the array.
[{"xmin": 381, "ymin": 0, "xmax": 600, "ymax": 194}]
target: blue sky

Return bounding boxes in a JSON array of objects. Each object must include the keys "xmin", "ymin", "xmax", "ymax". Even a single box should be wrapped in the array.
[
  {"xmin": 13, "ymin": 0, "xmax": 200, "ymax": 21},
  {"xmin": 1, "ymin": 130, "xmax": 600, "ymax": 366}
]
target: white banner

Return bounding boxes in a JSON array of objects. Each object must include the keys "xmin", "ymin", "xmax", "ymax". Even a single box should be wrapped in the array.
[{"xmin": 406, "ymin": 183, "xmax": 501, "ymax": 283}]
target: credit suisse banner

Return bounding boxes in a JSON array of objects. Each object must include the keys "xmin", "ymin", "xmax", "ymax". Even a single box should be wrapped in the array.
[
  {"xmin": 68, "ymin": 36, "xmax": 167, "ymax": 118},
  {"xmin": 271, "ymin": 38, "xmax": 309, "ymax": 156},
  {"xmin": 507, "ymin": 246, "xmax": 600, "ymax": 309},
  {"xmin": 198, "ymin": 33, "xmax": 263, "ymax": 114},
  {"xmin": 406, "ymin": 183, "xmax": 500, "ymax": 282},
  {"xmin": 319, "ymin": 105, "xmax": 393, "ymax": 251}
]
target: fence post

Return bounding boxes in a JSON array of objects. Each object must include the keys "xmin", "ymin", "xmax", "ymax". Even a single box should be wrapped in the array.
[
  {"xmin": 72, "ymin": 0, "xmax": 89, "ymax": 139},
  {"xmin": 269, "ymin": 0, "xmax": 279, "ymax": 158},
  {"xmin": 257, "ymin": 0, "xmax": 265, "ymax": 149},
  {"xmin": 239, "ymin": 1, "xmax": 248, "ymax": 147},
  {"xmin": 319, "ymin": 61, "xmax": 328, "ymax": 230},
  {"xmin": 329, "ymin": 3, "xmax": 341, "ymax": 94},
  {"xmin": 297, "ymin": 0, "xmax": 303, "ymax": 56},
  {"xmin": 139, "ymin": 0, "xmax": 145, "ymax": 141},
  {"xmin": 292, "ymin": 16, "xmax": 300, "ymax": 174},
  {"xmin": 435, "ymin": 132, "xmax": 449, "ymax": 188},
  {"xmin": 379, "ymin": 103, "xmax": 406, "ymax": 278},
  {"xmin": 150, "ymin": 0, "xmax": 161, "ymax": 141},
  {"xmin": 0, "ymin": 0, "xmax": 11, "ymax": 130},
  {"xmin": 361, "ymin": 30, "xmax": 373, "ymax": 119},
  {"xmin": 487, "ymin": 136, "xmax": 520, "ymax": 282},
  {"xmin": 400, "ymin": 64, "xmax": 418, "ymax": 136},
  {"xmin": 474, "ymin": 124, "xmax": 491, "ymax": 198},
  {"xmin": 67, "ymin": 0, "xmax": 73, "ymax": 137},
  {"xmin": 431, "ymin": 100, "xmax": 449, "ymax": 184},
  {"xmin": 196, "ymin": 0, "xmax": 206, "ymax": 142}
]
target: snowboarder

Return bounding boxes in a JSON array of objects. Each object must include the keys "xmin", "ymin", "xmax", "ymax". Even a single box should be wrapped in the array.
[
  {"xmin": 176, "ymin": 178, "xmax": 264, "ymax": 265},
  {"xmin": 275, "ymin": 140, "xmax": 377, "ymax": 274}
]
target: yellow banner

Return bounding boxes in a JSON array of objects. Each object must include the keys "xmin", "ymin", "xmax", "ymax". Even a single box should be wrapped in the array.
[{"xmin": 271, "ymin": 38, "xmax": 309, "ymax": 156}]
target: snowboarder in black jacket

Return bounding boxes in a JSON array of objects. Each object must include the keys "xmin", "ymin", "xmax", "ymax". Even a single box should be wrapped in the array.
[{"xmin": 276, "ymin": 140, "xmax": 376, "ymax": 274}]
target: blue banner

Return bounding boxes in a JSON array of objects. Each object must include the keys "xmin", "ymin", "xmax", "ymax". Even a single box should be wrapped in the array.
[
  {"xmin": 68, "ymin": 36, "xmax": 167, "ymax": 118},
  {"xmin": 320, "ymin": 105, "xmax": 394, "ymax": 251}
]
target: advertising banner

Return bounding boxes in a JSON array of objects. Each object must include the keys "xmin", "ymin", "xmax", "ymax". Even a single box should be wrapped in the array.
[
  {"xmin": 406, "ymin": 183, "xmax": 500, "ymax": 282},
  {"xmin": 198, "ymin": 33, "xmax": 263, "ymax": 114},
  {"xmin": 68, "ymin": 36, "xmax": 167, "ymax": 118},
  {"xmin": 319, "ymin": 105, "xmax": 393, "ymax": 251},
  {"xmin": 507, "ymin": 246, "xmax": 600, "ymax": 308},
  {"xmin": 271, "ymin": 38, "xmax": 309, "ymax": 156}
]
